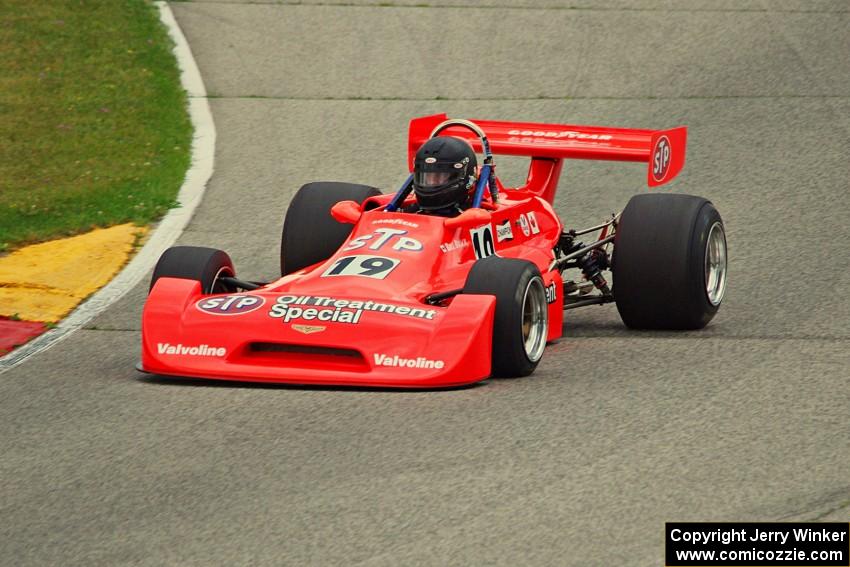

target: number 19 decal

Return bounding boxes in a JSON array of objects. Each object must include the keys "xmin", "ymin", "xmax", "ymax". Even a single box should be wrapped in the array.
[{"xmin": 321, "ymin": 255, "xmax": 400, "ymax": 280}]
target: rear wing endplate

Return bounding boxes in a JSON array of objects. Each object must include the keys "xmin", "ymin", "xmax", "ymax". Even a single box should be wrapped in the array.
[{"xmin": 408, "ymin": 114, "xmax": 687, "ymax": 188}]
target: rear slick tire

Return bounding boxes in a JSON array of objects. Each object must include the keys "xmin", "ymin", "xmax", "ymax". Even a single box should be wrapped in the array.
[{"xmin": 612, "ymin": 193, "xmax": 728, "ymax": 330}]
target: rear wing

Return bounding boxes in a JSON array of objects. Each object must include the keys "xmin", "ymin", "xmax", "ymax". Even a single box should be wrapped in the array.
[{"xmin": 408, "ymin": 114, "xmax": 687, "ymax": 194}]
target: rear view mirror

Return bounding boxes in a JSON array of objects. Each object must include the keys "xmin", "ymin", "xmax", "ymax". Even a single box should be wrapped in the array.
[{"xmin": 330, "ymin": 200, "xmax": 362, "ymax": 224}]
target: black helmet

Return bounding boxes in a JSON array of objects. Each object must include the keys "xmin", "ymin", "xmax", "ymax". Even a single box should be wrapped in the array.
[{"xmin": 413, "ymin": 136, "xmax": 477, "ymax": 211}]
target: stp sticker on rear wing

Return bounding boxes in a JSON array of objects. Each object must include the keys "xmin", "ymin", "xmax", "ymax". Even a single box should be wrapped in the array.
[{"xmin": 408, "ymin": 114, "xmax": 687, "ymax": 188}]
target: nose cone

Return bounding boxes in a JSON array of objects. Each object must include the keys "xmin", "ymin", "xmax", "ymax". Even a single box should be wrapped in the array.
[{"xmin": 142, "ymin": 277, "xmax": 497, "ymax": 387}]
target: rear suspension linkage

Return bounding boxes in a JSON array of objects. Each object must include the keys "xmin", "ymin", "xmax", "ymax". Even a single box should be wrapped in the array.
[{"xmin": 552, "ymin": 213, "xmax": 619, "ymax": 304}]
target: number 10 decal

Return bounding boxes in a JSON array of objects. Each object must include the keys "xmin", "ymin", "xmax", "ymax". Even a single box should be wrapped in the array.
[
  {"xmin": 322, "ymin": 255, "xmax": 400, "ymax": 279},
  {"xmin": 470, "ymin": 225, "xmax": 495, "ymax": 259}
]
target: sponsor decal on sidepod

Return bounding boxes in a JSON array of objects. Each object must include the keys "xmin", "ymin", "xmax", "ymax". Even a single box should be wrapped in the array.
[
  {"xmin": 545, "ymin": 282, "xmax": 557, "ymax": 304},
  {"xmin": 496, "ymin": 220, "xmax": 513, "ymax": 242},
  {"xmin": 440, "ymin": 238, "xmax": 470, "ymax": 253},
  {"xmin": 518, "ymin": 214, "xmax": 531, "ymax": 237},
  {"xmin": 527, "ymin": 211, "xmax": 540, "ymax": 234}
]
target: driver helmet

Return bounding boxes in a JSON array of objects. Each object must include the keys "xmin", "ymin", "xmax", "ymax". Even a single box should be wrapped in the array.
[{"xmin": 413, "ymin": 136, "xmax": 477, "ymax": 211}]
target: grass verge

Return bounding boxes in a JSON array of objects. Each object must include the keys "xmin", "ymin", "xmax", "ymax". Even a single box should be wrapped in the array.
[{"xmin": 0, "ymin": 0, "xmax": 192, "ymax": 253}]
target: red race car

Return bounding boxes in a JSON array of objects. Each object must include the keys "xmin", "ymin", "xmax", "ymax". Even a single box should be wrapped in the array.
[{"xmin": 140, "ymin": 114, "xmax": 727, "ymax": 388}]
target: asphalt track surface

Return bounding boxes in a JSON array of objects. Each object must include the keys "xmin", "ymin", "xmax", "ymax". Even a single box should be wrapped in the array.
[{"xmin": 3, "ymin": 1, "xmax": 849, "ymax": 565}]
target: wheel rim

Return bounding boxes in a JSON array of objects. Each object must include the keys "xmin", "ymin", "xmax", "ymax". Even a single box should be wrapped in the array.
[
  {"xmin": 521, "ymin": 277, "xmax": 548, "ymax": 363},
  {"xmin": 704, "ymin": 221, "xmax": 728, "ymax": 306},
  {"xmin": 211, "ymin": 266, "xmax": 234, "ymax": 294}
]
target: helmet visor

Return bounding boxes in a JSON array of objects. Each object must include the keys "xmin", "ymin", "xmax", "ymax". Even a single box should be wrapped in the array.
[{"xmin": 414, "ymin": 170, "xmax": 462, "ymax": 189}]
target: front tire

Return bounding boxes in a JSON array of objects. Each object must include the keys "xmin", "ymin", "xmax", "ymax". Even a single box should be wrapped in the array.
[
  {"xmin": 281, "ymin": 181, "xmax": 382, "ymax": 276},
  {"xmin": 463, "ymin": 257, "xmax": 549, "ymax": 377},
  {"xmin": 613, "ymin": 193, "xmax": 728, "ymax": 329},
  {"xmin": 150, "ymin": 246, "xmax": 235, "ymax": 295}
]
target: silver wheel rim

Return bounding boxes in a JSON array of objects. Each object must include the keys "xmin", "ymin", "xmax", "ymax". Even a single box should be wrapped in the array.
[
  {"xmin": 704, "ymin": 222, "xmax": 728, "ymax": 306},
  {"xmin": 521, "ymin": 277, "xmax": 548, "ymax": 363},
  {"xmin": 211, "ymin": 266, "xmax": 233, "ymax": 294}
]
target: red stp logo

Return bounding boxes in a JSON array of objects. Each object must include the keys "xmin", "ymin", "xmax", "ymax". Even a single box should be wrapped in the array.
[
  {"xmin": 652, "ymin": 135, "xmax": 671, "ymax": 182},
  {"xmin": 196, "ymin": 294, "xmax": 265, "ymax": 315}
]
